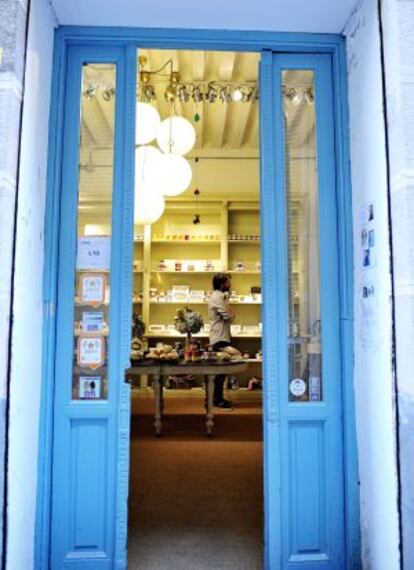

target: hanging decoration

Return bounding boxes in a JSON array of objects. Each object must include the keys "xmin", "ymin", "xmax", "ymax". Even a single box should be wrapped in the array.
[{"xmin": 192, "ymin": 157, "xmax": 201, "ymax": 225}]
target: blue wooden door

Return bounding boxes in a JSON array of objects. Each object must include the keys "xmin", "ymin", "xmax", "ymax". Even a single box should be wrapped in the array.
[
  {"xmin": 260, "ymin": 52, "xmax": 346, "ymax": 569},
  {"xmin": 49, "ymin": 44, "xmax": 346, "ymax": 570},
  {"xmin": 50, "ymin": 44, "xmax": 136, "ymax": 569}
]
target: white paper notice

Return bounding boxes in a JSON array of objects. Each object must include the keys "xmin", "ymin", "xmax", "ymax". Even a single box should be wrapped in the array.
[{"xmin": 77, "ymin": 237, "xmax": 111, "ymax": 270}]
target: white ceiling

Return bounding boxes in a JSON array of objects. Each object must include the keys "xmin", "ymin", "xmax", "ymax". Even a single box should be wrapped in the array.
[{"xmin": 51, "ymin": 0, "xmax": 356, "ymax": 34}]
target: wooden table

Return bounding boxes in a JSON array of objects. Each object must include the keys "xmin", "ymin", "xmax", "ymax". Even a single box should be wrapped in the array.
[{"xmin": 125, "ymin": 361, "xmax": 248, "ymax": 437}]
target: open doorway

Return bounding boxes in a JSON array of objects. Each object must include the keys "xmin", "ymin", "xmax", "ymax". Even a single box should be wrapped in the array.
[{"xmin": 127, "ymin": 49, "xmax": 263, "ymax": 569}]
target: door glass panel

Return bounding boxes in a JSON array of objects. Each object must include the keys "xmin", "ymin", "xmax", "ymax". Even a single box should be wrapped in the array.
[
  {"xmin": 283, "ymin": 70, "xmax": 322, "ymax": 403},
  {"xmin": 72, "ymin": 63, "xmax": 116, "ymax": 400}
]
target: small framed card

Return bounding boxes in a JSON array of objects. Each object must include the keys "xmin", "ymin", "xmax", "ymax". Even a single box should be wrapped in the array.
[
  {"xmin": 79, "ymin": 274, "xmax": 106, "ymax": 306},
  {"xmin": 82, "ymin": 311, "xmax": 104, "ymax": 334},
  {"xmin": 77, "ymin": 336, "xmax": 105, "ymax": 369},
  {"xmin": 79, "ymin": 376, "xmax": 102, "ymax": 399}
]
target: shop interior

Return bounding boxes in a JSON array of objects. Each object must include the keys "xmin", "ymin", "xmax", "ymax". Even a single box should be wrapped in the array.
[
  {"xmin": 128, "ymin": 49, "xmax": 263, "ymax": 569},
  {"xmin": 75, "ymin": 48, "xmax": 320, "ymax": 569}
]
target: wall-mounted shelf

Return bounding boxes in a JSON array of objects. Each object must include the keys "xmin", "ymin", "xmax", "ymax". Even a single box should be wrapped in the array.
[{"xmin": 133, "ymin": 200, "xmax": 263, "ymax": 345}]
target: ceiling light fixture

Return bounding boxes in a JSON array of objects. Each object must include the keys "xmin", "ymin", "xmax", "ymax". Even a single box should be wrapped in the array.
[
  {"xmin": 102, "ymin": 86, "xmax": 115, "ymax": 101},
  {"xmin": 135, "ymin": 102, "xmax": 161, "ymax": 145},
  {"xmin": 232, "ymin": 87, "xmax": 243, "ymax": 102},
  {"xmin": 157, "ymin": 116, "xmax": 196, "ymax": 156}
]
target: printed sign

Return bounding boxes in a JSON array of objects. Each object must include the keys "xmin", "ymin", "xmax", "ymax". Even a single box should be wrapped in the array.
[
  {"xmin": 77, "ymin": 336, "xmax": 105, "ymax": 369},
  {"xmin": 79, "ymin": 376, "xmax": 101, "ymax": 399},
  {"xmin": 361, "ymin": 203, "xmax": 376, "ymax": 270},
  {"xmin": 309, "ymin": 376, "xmax": 321, "ymax": 401},
  {"xmin": 82, "ymin": 311, "xmax": 104, "ymax": 334},
  {"xmin": 79, "ymin": 274, "xmax": 106, "ymax": 305},
  {"xmin": 289, "ymin": 378, "xmax": 307, "ymax": 397},
  {"xmin": 76, "ymin": 237, "xmax": 111, "ymax": 270}
]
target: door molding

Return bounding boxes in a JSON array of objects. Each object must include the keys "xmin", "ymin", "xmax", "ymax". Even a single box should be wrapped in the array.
[{"xmin": 36, "ymin": 27, "xmax": 358, "ymax": 569}]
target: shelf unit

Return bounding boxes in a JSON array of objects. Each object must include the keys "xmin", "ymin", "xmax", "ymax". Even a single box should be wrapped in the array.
[{"xmin": 133, "ymin": 200, "xmax": 262, "ymax": 348}]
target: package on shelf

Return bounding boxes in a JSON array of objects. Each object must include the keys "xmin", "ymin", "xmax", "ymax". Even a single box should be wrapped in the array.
[
  {"xmin": 154, "ymin": 259, "xmax": 221, "ymax": 272},
  {"xmin": 133, "ymin": 260, "xmax": 143, "ymax": 271},
  {"xmin": 148, "ymin": 324, "xmax": 165, "ymax": 333},
  {"xmin": 230, "ymin": 324, "xmax": 242, "ymax": 334},
  {"xmin": 242, "ymin": 324, "xmax": 260, "ymax": 334},
  {"xmin": 171, "ymin": 285, "xmax": 190, "ymax": 302},
  {"xmin": 189, "ymin": 290, "xmax": 205, "ymax": 301}
]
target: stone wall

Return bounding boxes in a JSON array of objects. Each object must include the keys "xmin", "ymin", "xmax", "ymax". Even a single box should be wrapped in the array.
[
  {"xmin": 381, "ymin": 0, "xmax": 414, "ymax": 567},
  {"xmin": 0, "ymin": 0, "xmax": 29, "ymax": 557}
]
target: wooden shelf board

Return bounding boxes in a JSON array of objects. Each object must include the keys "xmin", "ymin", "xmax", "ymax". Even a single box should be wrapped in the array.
[
  {"xmin": 228, "ymin": 240, "xmax": 261, "ymax": 244},
  {"xmin": 152, "ymin": 270, "xmax": 217, "ymax": 274},
  {"xmin": 148, "ymin": 300, "xmax": 261, "ymax": 305},
  {"xmin": 152, "ymin": 240, "xmax": 221, "ymax": 245}
]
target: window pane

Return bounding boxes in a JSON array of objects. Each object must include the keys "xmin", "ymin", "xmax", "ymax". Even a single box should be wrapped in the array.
[
  {"xmin": 283, "ymin": 70, "xmax": 322, "ymax": 403},
  {"xmin": 72, "ymin": 63, "xmax": 116, "ymax": 400}
]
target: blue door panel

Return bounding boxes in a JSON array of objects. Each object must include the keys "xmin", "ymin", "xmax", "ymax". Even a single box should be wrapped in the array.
[
  {"xmin": 50, "ymin": 44, "xmax": 134, "ymax": 570},
  {"xmin": 69, "ymin": 419, "xmax": 109, "ymax": 552},
  {"xmin": 261, "ymin": 52, "xmax": 346, "ymax": 569}
]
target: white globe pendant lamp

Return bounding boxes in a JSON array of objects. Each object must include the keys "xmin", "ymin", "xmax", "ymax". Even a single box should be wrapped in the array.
[
  {"xmin": 135, "ymin": 145, "xmax": 162, "ymax": 190},
  {"xmin": 157, "ymin": 116, "xmax": 196, "ymax": 156},
  {"xmin": 159, "ymin": 153, "xmax": 193, "ymax": 197},
  {"xmin": 136, "ymin": 102, "xmax": 161, "ymax": 145},
  {"xmin": 134, "ymin": 182, "xmax": 165, "ymax": 225}
]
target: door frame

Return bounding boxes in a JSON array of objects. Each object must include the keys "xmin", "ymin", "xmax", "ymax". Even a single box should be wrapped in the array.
[{"xmin": 36, "ymin": 26, "xmax": 358, "ymax": 569}]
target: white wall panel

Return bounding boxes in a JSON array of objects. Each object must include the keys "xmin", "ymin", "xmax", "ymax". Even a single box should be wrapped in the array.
[
  {"xmin": 7, "ymin": 0, "xmax": 56, "ymax": 567},
  {"xmin": 344, "ymin": 0, "xmax": 400, "ymax": 568}
]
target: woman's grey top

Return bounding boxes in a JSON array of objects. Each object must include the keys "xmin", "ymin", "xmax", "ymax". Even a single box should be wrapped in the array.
[{"xmin": 208, "ymin": 290, "xmax": 233, "ymax": 346}]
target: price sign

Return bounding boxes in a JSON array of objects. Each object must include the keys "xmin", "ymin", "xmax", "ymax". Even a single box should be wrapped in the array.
[{"xmin": 77, "ymin": 237, "xmax": 111, "ymax": 270}]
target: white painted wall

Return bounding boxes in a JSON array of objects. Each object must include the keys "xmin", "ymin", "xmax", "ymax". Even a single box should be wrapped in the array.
[
  {"xmin": 51, "ymin": 0, "xmax": 356, "ymax": 33},
  {"xmin": 381, "ymin": 1, "xmax": 414, "ymax": 564},
  {"xmin": 344, "ymin": 0, "xmax": 400, "ymax": 568},
  {"xmin": 6, "ymin": 0, "xmax": 56, "ymax": 567}
]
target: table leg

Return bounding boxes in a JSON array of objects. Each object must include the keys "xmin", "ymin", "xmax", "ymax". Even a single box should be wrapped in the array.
[
  {"xmin": 205, "ymin": 375, "xmax": 215, "ymax": 437},
  {"xmin": 160, "ymin": 376, "xmax": 164, "ymax": 417},
  {"xmin": 153, "ymin": 374, "xmax": 162, "ymax": 436}
]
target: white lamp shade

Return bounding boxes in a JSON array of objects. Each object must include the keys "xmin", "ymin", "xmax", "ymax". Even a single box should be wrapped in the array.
[
  {"xmin": 157, "ymin": 116, "xmax": 196, "ymax": 155},
  {"xmin": 135, "ymin": 145, "xmax": 163, "ymax": 191},
  {"xmin": 159, "ymin": 153, "xmax": 193, "ymax": 197},
  {"xmin": 136, "ymin": 102, "xmax": 161, "ymax": 145},
  {"xmin": 134, "ymin": 183, "xmax": 165, "ymax": 224}
]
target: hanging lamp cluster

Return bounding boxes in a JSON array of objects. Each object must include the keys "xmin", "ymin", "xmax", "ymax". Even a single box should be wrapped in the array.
[
  {"xmin": 134, "ymin": 56, "xmax": 197, "ymax": 225},
  {"xmin": 134, "ymin": 103, "xmax": 196, "ymax": 225}
]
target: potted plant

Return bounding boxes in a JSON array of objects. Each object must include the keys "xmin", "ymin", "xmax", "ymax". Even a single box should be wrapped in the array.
[
  {"xmin": 131, "ymin": 314, "xmax": 146, "ymax": 363},
  {"xmin": 174, "ymin": 307, "xmax": 204, "ymax": 349}
]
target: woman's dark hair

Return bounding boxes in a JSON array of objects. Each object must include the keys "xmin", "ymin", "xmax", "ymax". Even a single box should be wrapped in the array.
[{"xmin": 212, "ymin": 273, "xmax": 230, "ymax": 291}]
